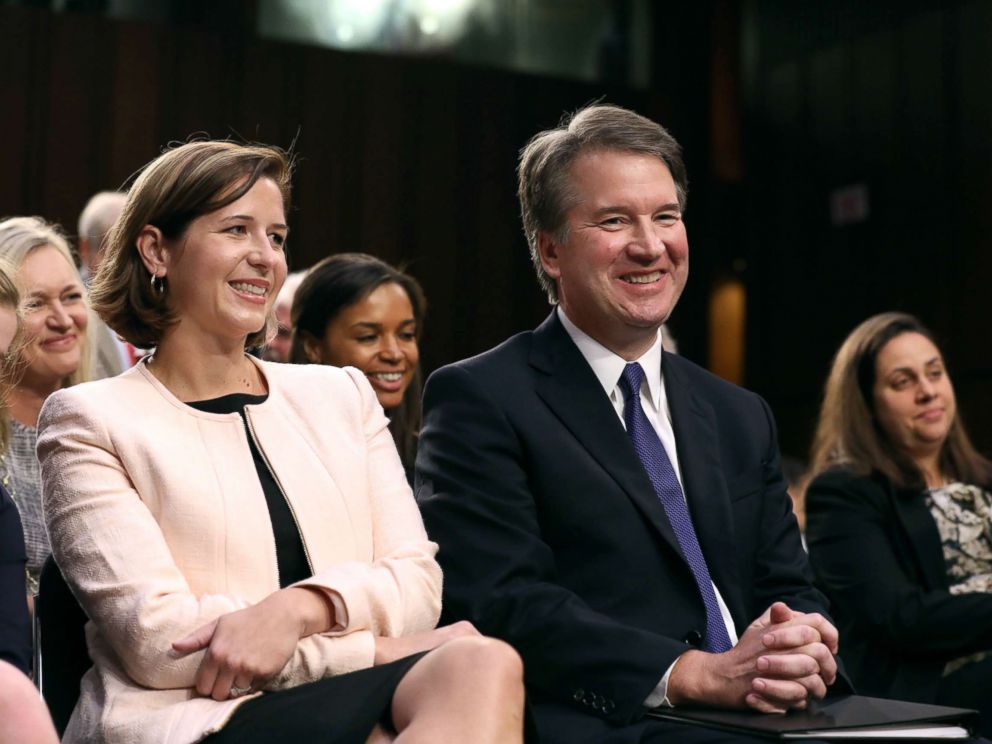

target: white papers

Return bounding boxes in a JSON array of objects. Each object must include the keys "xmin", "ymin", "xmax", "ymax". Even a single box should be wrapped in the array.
[{"xmin": 783, "ymin": 723, "xmax": 970, "ymax": 739}]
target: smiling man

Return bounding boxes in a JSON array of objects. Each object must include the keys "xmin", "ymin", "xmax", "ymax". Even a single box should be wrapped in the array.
[{"xmin": 415, "ymin": 104, "xmax": 846, "ymax": 743}]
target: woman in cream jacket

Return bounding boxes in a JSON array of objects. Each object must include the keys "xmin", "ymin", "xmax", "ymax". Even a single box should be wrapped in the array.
[{"xmin": 37, "ymin": 140, "xmax": 526, "ymax": 744}]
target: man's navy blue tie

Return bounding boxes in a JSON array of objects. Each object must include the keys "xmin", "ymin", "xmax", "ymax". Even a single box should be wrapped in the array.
[{"xmin": 618, "ymin": 362, "xmax": 733, "ymax": 653}]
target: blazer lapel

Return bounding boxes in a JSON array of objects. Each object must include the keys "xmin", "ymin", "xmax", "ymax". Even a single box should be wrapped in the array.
[
  {"xmin": 891, "ymin": 484, "xmax": 949, "ymax": 591},
  {"xmin": 529, "ymin": 313, "xmax": 685, "ymax": 560},
  {"xmin": 663, "ymin": 355, "xmax": 742, "ymax": 614}
]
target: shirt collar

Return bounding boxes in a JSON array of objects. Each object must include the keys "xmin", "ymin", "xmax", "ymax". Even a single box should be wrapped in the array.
[{"xmin": 556, "ymin": 306, "xmax": 664, "ymax": 409}]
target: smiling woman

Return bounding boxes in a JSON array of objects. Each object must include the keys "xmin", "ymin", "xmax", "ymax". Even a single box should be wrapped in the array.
[
  {"xmin": 35, "ymin": 140, "xmax": 526, "ymax": 744},
  {"xmin": 289, "ymin": 253, "xmax": 427, "ymax": 481},
  {"xmin": 0, "ymin": 216, "xmax": 92, "ymax": 594}
]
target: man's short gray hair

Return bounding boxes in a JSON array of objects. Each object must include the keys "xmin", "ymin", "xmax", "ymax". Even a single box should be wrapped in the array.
[
  {"xmin": 78, "ymin": 191, "xmax": 127, "ymax": 248},
  {"xmin": 517, "ymin": 104, "xmax": 688, "ymax": 303}
]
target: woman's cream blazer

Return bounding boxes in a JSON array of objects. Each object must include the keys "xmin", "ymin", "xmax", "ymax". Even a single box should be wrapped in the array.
[{"xmin": 37, "ymin": 358, "xmax": 442, "ymax": 744}]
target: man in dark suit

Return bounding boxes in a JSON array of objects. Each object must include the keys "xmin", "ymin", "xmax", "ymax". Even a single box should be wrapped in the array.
[{"xmin": 416, "ymin": 104, "xmax": 843, "ymax": 742}]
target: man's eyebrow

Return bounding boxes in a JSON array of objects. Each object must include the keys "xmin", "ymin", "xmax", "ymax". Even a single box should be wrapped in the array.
[{"xmin": 589, "ymin": 202, "xmax": 681, "ymax": 217}]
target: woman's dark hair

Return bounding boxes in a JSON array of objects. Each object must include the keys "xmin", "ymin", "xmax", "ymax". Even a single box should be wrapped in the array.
[
  {"xmin": 810, "ymin": 311, "xmax": 992, "ymax": 490},
  {"xmin": 290, "ymin": 253, "xmax": 426, "ymax": 471}
]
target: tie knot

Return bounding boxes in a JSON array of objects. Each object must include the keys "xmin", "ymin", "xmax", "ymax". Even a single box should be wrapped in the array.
[{"xmin": 619, "ymin": 362, "xmax": 645, "ymax": 402}]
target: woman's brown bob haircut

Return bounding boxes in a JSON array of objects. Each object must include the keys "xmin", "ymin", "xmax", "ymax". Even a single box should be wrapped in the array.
[
  {"xmin": 809, "ymin": 311, "xmax": 992, "ymax": 490},
  {"xmin": 91, "ymin": 140, "xmax": 293, "ymax": 349}
]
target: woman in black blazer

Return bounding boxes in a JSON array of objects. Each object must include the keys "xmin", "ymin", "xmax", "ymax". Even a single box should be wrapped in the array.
[{"xmin": 806, "ymin": 312, "xmax": 992, "ymax": 733}]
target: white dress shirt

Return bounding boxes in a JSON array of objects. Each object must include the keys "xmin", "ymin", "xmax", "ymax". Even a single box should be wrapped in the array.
[{"xmin": 557, "ymin": 307, "xmax": 738, "ymax": 707}]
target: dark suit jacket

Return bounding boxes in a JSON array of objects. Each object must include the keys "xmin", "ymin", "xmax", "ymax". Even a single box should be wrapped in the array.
[
  {"xmin": 0, "ymin": 483, "xmax": 31, "ymax": 675},
  {"xmin": 806, "ymin": 467, "xmax": 992, "ymax": 703},
  {"xmin": 416, "ymin": 313, "xmax": 834, "ymax": 741}
]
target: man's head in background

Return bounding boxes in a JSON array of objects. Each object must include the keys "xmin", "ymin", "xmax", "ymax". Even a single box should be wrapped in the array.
[{"xmin": 78, "ymin": 191, "xmax": 127, "ymax": 282}]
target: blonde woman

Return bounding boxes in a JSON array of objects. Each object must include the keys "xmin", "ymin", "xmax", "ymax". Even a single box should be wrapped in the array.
[{"xmin": 0, "ymin": 217, "xmax": 91, "ymax": 593}]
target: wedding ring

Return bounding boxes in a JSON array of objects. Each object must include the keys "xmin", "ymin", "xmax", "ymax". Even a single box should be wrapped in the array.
[{"xmin": 229, "ymin": 685, "xmax": 252, "ymax": 698}]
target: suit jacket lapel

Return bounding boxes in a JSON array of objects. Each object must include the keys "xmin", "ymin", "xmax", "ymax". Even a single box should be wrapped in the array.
[
  {"xmin": 663, "ymin": 355, "xmax": 743, "ymax": 615},
  {"xmin": 529, "ymin": 313, "xmax": 685, "ymax": 560},
  {"xmin": 891, "ymin": 484, "xmax": 949, "ymax": 591}
]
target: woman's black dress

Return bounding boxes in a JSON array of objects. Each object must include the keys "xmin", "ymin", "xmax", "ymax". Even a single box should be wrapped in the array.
[{"xmin": 193, "ymin": 394, "xmax": 424, "ymax": 744}]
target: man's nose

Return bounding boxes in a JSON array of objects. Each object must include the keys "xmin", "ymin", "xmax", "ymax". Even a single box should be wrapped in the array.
[{"xmin": 628, "ymin": 218, "xmax": 666, "ymax": 258}]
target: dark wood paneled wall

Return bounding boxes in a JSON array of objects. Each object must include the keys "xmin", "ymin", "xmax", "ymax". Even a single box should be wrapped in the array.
[
  {"xmin": 2, "ymin": 5, "xmax": 719, "ymax": 377},
  {"xmin": 742, "ymin": 0, "xmax": 992, "ymax": 458},
  {"xmin": 8, "ymin": 3, "xmax": 987, "ymax": 467}
]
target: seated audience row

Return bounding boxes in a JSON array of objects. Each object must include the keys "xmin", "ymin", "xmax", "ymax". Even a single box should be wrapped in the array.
[{"xmin": 7, "ymin": 101, "xmax": 989, "ymax": 743}]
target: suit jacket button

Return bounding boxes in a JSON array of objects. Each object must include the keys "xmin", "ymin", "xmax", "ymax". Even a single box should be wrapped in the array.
[
  {"xmin": 582, "ymin": 691, "xmax": 596, "ymax": 707},
  {"xmin": 573, "ymin": 688, "xmax": 584, "ymax": 702},
  {"xmin": 604, "ymin": 699, "xmax": 616, "ymax": 713},
  {"xmin": 684, "ymin": 630, "xmax": 703, "ymax": 646}
]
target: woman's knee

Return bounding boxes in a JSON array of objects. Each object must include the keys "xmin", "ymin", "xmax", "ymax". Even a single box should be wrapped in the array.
[{"xmin": 431, "ymin": 635, "xmax": 525, "ymax": 689}]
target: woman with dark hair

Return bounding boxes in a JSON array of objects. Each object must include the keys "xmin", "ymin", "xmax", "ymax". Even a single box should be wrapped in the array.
[
  {"xmin": 291, "ymin": 253, "xmax": 425, "ymax": 480},
  {"xmin": 37, "ymin": 140, "xmax": 526, "ymax": 744},
  {"xmin": 806, "ymin": 312, "xmax": 992, "ymax": 732}
]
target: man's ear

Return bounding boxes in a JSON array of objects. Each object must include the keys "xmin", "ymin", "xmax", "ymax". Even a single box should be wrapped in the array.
[
  {"xmin": 300, "ymin": 331, "xmax": 323, "ymax": 364},
  {"xmin": 536, "ymin": 231, "xmax": 562, "ymax": 281},
  {"xmin": 135, "ymin": 225, "xmax": 169, "ymax": 278}
]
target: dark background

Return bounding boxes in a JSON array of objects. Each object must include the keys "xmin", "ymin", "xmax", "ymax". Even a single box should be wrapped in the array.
[{"xmin": 1, "ymin": 0, "xmax": 989, "ymax": 460}]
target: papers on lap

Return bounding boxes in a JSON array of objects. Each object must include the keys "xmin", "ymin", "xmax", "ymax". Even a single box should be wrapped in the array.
[
  {"xmin": 783, "ymin": 723, "xmax": 970, "ymax": 739},
  {"xmin": 647, "ymin": 694, "xmax": 979, "ymax": 740}
]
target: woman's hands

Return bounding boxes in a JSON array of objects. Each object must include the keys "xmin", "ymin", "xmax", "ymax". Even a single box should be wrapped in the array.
[
  {"xmin": 373, "ymin": 620, "xmax": 482, "ymax": 666},
  {"xmin": 173, "ymin": 587, "xmax": 333, "ymax": 701},
  {"xmin": 174, "ymin": 590, "xmax": 477, "ymax": 700}
]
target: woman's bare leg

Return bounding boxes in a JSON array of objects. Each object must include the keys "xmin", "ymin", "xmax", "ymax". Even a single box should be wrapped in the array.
[{"xmin": 390, "ymin": 636, "xmax": 525, "ymax": 744}]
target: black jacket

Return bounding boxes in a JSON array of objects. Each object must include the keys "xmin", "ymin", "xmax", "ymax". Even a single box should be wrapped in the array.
[
  {"xmin": 416, "ymin": 312, "xmax": 835, "ymax": 743},
  {"xmin": 806, "ymin": 467, "xmax": 992, "ymax": 703},
  {"xmin": 0, "ymin": 483, "xmax": 31, "ymax": 675}
]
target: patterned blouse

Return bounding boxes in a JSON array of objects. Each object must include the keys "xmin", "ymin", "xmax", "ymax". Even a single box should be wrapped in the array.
[
  {"xmin": 924, "ymin": 481, "xmax": 992, "ymax": 675},
  {"xmin": 0, "ymin": 420, "xmax": 47, "ymax": 595}
]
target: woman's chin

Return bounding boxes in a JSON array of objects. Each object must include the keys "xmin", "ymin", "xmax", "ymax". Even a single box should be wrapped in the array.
[
  {"xmin": 374, "ymin": 390, "xmax": 405, "ymax": 411},
  {"xmin": 30, "ymin": 362, "xmax": 81, "ymax": 384}
]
